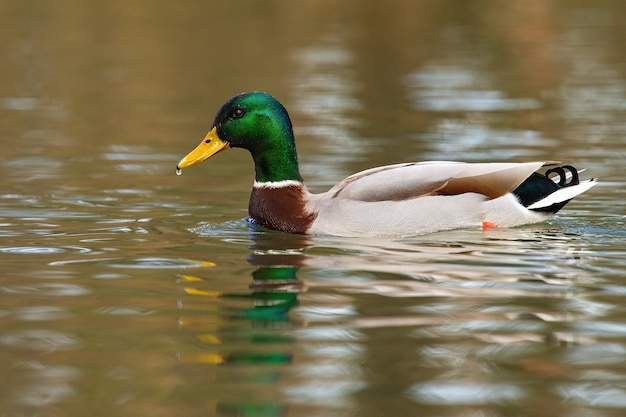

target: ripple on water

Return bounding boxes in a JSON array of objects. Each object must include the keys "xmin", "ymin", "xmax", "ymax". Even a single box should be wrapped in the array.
[
  {"xmin": 47, "ymin": 257, "xmax": 214, "ymax": 269},
  {"xmin": 190, "ymin": 219, "xmax": 253, "ymax": 237},
  {"xmin": 0, "ymin": 329, "xmax": 80, "ymax": 351},
  {"xmin": 14, "ymin": 306, "xmax": 71, "ymax": 321},
  {"xmin": 563, "ymin": 343, "xmax": 626, "ymax": 366},
  {"xmin": 0, "ymin": 246, "xmax": 93, "ymax": 255},
  {"xmin": 18, "ymin": 382, "xmax": 76, "ymax": 407},
  {"xmin": 1, "ymin": 283, "xmax": 90, "ymax": 297},
  {"xmin": 9, "ymin": 363, "xmax": 81, "ymax": 407},
  {"xmin": 95, "ymin": 307, "xmax": 156, "ymax": 316},
  {"xmin": 0, "ymin": 246, "xmax": 66, "ymax": 254},
  {"xmin": 91, "ymin": 273, "xmax": 133, "ymax": 280},
  {"xmin": 106, "ymin": 257, "xmax": 215, "ymax": 269},
  {"xmin": 559, "ymin": 383, "xmax": 626, "ymax": 408},
  {"xmin": 408, "ymin": 381, "xmax": 524, "ymax": 405}
]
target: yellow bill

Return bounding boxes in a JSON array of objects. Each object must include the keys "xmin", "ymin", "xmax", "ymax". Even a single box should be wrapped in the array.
[{"xmin": 176, "ymin": 127, "xmax": 229, "ymax": 171}]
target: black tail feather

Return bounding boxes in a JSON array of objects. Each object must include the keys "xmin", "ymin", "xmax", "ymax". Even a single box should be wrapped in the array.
[{"xmin": 513, "ymin": 165, "xmax": 581, "ymax": 214}]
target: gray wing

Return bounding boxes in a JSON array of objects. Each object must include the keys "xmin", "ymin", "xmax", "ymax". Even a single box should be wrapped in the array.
[{"xmin": 328, "ymin": 161, "xmax": 548, "ymax": 202}]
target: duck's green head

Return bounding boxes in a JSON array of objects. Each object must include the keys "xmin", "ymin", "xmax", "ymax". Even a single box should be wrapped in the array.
[{"xmin": 176, "ymin": 92, "xmax": 303, "ymax": 183}]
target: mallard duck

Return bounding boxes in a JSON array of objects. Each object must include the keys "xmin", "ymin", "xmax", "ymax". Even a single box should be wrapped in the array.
[{"xmin": 176, "ymin": 92, "xmax": 597, "ymax": 237}]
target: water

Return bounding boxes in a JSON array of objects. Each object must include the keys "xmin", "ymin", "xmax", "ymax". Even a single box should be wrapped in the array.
[{"xmin": 1, "ymin": 1, "xmax": 625, "ymax": 416}]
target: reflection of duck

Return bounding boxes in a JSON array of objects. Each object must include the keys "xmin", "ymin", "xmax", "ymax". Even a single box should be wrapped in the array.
[
  {"xmin": 177, "ymin": 92, "xmax": 597, "ymax": 237},
  {"xmin": 179, "ymin": 262, "xmax": 299, "ymax": 417},
  {"xmin": 183, "ymin": 265, "xmax": 301, "ymax": 322}
]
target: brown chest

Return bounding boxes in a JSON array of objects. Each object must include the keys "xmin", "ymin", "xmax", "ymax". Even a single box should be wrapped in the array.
[{"xmin": 248, "ymin": 185, "xmax": 317, "ymax": 234}]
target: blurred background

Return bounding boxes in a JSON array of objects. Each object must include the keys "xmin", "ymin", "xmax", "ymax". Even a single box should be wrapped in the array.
[{"xmin": 2, "ymin": 0, "xmax": 624, "ymax": 182}]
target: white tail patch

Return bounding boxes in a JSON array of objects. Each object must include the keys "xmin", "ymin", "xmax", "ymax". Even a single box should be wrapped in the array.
[{"xmin": 527, "ymin": 179, "xmax": 598, "ymax": 209}]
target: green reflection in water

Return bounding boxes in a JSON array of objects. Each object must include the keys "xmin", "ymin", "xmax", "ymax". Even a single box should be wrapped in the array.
[{"xmin": 179, "ymin": 240, "xmax": 307, "ymax": 416}]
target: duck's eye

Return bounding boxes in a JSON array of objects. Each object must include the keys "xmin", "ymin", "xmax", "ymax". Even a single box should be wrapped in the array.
[{"xmin": 232, "ymin": 108, "xmax": 245, "ymax": 119}]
